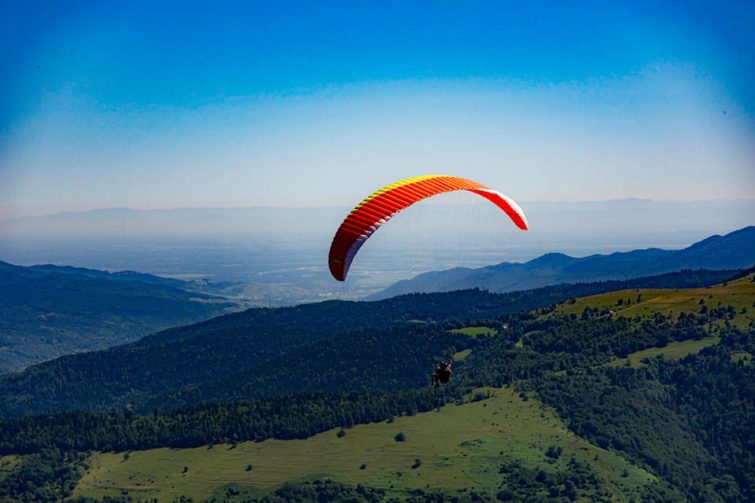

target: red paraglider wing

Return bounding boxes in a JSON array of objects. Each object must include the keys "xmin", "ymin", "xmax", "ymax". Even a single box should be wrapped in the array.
[{"xmin": 328, "ymin": 175, "xmax": 528, "ymax": 281}]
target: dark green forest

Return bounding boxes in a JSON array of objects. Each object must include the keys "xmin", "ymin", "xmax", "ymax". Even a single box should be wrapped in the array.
[
  {"xmin": 0, "ymin": 268, "xmax": 738, "ymax": 417},
  {"xmin": 532, "ymin": 329, "xmax": 754, "ymax": 502}
]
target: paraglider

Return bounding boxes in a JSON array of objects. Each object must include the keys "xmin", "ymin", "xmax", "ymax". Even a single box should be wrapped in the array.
[
  {"xmin": 431, "ymin": 358, "xmax": 453, "ymax": 387},
  {"xmin": 328, "ymin": 175, "xmax": 528, "ymax": 281}
]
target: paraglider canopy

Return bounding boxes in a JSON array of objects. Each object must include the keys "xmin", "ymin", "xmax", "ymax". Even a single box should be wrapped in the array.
[{"xmin": 328, "ymin": 175, "xmax": 528, "ymax": 281}]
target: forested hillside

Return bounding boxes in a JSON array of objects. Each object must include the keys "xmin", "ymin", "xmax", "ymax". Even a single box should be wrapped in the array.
[
  {"xmin": 532, "ymin": 329, "xmax": 754, "ymax": 502},
  {"xmin": 0, "ymin": 261, "xmax": 233, "ymax": 373},
  {"xmin": 0, "ymin": 268, "xmax": 737, "ymax": 417},
  {"xmin": 0, "ymin": 272, "xmax": 755, "ymax": 502}
]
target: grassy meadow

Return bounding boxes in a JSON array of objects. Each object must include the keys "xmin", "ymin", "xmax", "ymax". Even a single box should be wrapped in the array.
[
  {"xmin": 605, "ymin": 336, "xmax": 721, "ymax": 368},
  {"xmin": 74, "ymin": 387, "xmax": 654, "ymax": 501},
  {"xmin": 551, "ymin": 273, "xmax": 755, "ymax": 329},
  {"xmin": 0, "ymin": 456, "xmax": 20, "ymax": 484},
  {"xmin": 450, "ymin": 326, "xmax": 498, "ymax": 338}
]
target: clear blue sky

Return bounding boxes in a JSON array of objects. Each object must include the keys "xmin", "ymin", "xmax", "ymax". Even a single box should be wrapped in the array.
[{"xmin": 1, "ymin": 0, "xmax": 753, "ymax": 218}]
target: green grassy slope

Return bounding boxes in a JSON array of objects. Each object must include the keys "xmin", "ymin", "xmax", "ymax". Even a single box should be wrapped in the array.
[
  {"xmin": 551, "ymin": 273, "xmax": 755, "ymax": 329},
  {"xmin": 605, "ymin": 336, "xmax": 721, "ymax": 368},
  {"xmin": 547, "ymin": 274, "xmax": 754, "ymax": 367},
  {"xmin": 0, "ymin": 456, "xmax": 20, "ymax": 484},
  {"xmin": 74, "ymin": 387, "xmax": 654, "ymax": 502},
  {"xmin": 450, "ymin": 326, "xmax": 497, "ymax": 338}
]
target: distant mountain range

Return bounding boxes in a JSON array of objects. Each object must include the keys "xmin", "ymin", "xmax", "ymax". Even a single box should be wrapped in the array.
[
  {"xmin": 369, "ymin": 226, "xmax": 755, "ymax": 300},
  {"xmin": 0, "ymin": 261, "xmax": 234, "ymax": 373}
]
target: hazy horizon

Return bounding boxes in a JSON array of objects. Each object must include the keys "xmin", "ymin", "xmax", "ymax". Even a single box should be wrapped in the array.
[
  {"xmin": 1, "ymin": 199, "xmax": 751, "ymax": 305},
  {"xmin": 4, "ymin": 194, "xmax": 755, "ymax": 219}
]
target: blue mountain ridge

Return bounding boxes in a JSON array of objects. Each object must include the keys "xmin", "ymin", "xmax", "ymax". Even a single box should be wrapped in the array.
[{"xmin": 369, "ymin": 226, "xmax": 755, "ymax": 300}]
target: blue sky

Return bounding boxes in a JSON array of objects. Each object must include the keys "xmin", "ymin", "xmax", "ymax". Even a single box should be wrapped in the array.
[{"xmin": 1, "ymin": 0, "xmax": 753, "ymax": 218}]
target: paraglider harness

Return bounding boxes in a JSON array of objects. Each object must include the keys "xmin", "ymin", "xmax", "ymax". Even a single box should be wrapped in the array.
[{"xmin": 431, "ymin": 358, "xmax": 452, "ymax": 387}]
